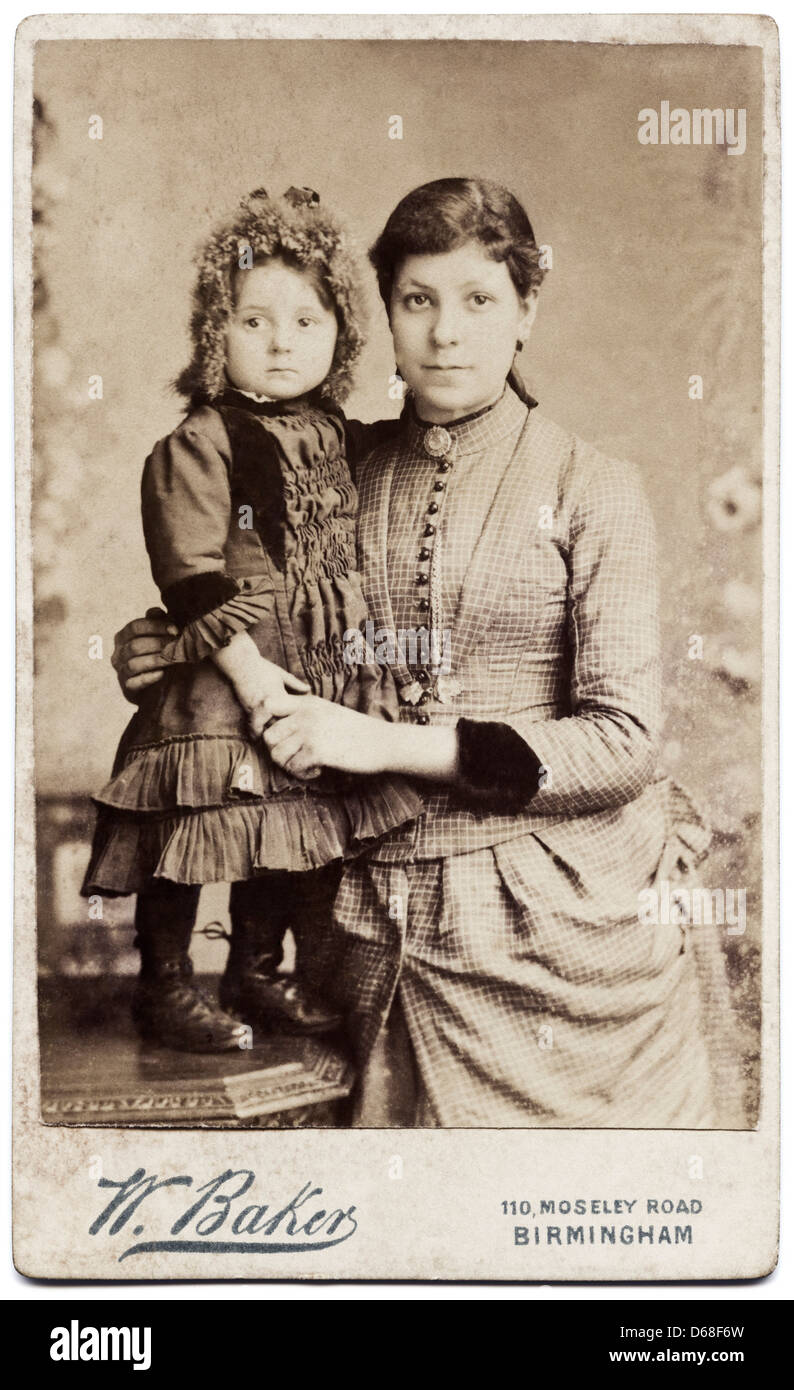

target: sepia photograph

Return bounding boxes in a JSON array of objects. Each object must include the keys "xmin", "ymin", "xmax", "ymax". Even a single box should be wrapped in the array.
[{"xmin": 13, "ymin": 13, "xmax": 779, "ymax": 1282}]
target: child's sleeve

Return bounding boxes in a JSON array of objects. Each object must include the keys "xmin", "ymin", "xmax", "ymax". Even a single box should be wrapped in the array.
[{"xmin": 141, "ymin": 417, "xmax": 275, "ymax": 664}]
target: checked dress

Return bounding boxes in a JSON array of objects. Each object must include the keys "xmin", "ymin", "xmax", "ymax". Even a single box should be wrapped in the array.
[{"xmin": 298, "ymin": 382, "xmax": 745, "ymax": 1129}]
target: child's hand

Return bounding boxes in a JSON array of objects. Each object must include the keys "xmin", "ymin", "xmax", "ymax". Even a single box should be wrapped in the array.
[
  {"xmin": 210, "ymin": 635, "xmax": 312, "ymax": 741},
  {"xmin": 245, "ymin": 667, "xmax": 312, "ymax": 740}
]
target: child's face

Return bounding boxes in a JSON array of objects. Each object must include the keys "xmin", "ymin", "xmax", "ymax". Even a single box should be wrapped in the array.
[
  {"xmin": 389, "ymin": 241, "xmax": 537, "ymax": 423},
  {"xmin": 226, "ymin": 260, "xmax": 338, "ymax": 400}
]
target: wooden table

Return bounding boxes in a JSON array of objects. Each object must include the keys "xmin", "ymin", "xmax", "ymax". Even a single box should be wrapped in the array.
[{"xmin": 38, "ymin": 976, "xmax": 355, "ymax": 1128}]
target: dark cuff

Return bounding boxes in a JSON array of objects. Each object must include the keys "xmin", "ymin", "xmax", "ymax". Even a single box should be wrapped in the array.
[
  {"xmin": 162, "ymin": 571, "xmax": 242, "ymax": 626},
  {"xmin": 455, "ymin": 718, "xmax": 543, "ymax": 812}
]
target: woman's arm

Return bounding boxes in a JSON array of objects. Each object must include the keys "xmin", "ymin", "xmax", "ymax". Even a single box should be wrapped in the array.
[
  {"xmin": 431, "ymin": 453, "xmax": 661, "ymax": 815},
  {"xmin": 494, "ymin": 452, "xmax": 662, "ymax": 815},
  {"xmin": 261, "ymin": 692, "xmax": 461, "ymax": 782},
  {"xmin": 357, "ymin": 717, "xmax": 461, "ymax": 781},
  {"xmin": 263, "ymin": 451, "xmax": 661, "ymax": 811}
]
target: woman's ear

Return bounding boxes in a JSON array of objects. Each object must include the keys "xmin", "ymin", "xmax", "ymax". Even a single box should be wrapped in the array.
[{"xmin": 516, "ymin": 293, "xmax": 539, "ymax": 350}]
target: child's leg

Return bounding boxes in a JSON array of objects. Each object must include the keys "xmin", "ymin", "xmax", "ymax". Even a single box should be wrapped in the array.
[
  {"xmin": 221, "ymin": 870, "xmax": 343, "ymax": 1035},
  {"xmin": 287, "ymin": 861, "xmax": 344, "ymax": 972},
  {"xmin": 132, "ymin": 878, "xmax": 250, "ymax": 1052},
  {"xmin": 134, "ymin": 879, "xmax": 199, "ymax": 975}
]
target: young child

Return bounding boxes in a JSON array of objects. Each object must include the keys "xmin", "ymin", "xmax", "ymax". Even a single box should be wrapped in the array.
[{"xmin": 82, "ymin": 186, "xmax": 423, "ymax": 1052}]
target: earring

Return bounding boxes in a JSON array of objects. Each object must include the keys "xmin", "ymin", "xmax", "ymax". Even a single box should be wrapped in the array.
[{"xmin": 515, "ymin": 340, "xmax": 524, "ymax": 353}]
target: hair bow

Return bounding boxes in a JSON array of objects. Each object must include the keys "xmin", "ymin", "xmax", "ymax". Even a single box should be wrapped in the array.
[
  {"xmin": 245, "ymin": 186, "xmax": 320, "ymax": 210},
  {"xmin": 283, "ymin": 186, "xmax": 320, "ymax": 208}
]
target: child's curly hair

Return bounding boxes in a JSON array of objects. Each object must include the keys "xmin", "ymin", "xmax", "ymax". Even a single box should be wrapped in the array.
[{"xmin": 175, "ymin": 186, "xmax": 367, "ymax": 407}]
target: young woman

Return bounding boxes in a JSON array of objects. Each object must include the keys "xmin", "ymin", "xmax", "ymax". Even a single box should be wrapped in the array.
[{"xmin": 112, "ymin": 178, "xmax": 742, "ymax": 1127}]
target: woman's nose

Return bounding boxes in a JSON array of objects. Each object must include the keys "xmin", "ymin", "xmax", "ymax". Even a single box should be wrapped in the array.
[{"xmin": 430, "ymin": 309, "xmax": 461, "ymax": 347}]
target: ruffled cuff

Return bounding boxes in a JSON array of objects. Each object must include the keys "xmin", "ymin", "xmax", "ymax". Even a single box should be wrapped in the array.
[
  {"xmin": 454, "ymin": 717, "xmax": 543, "ymax": 812},
  {"xmin": 160, "ymin": 574, "xmax": 276, "ymax": 664},
  {"xmin": 163, "ymin": 572, "xmax": 242, "ymax": 626}
]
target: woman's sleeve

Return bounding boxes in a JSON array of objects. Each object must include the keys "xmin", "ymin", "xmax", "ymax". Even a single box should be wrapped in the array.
[
  {"xmin": 141, "ymin": 421, "xmax": 274, "ymax": 664},
  {"xmin": 342, "ymin": 416, "xmax": 404, "ymax": 483},
  {"xmin": 456, "ymin": 455, "xmax": 662, "ymax": 814}
]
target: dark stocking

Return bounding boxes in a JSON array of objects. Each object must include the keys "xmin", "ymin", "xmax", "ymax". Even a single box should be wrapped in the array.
[
  {"xmin": 228, "ymin": 875, "xmax": 290, "ymax": 972},
  {"xmin": 133, "ymin": 879, "xmax": 201, "ymax": 977}
]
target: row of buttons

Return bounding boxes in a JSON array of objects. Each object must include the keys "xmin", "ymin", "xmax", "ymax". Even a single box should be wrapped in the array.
[{"xmin": 411, "ymin": 428, "xmax": 454, "ymax": 724}]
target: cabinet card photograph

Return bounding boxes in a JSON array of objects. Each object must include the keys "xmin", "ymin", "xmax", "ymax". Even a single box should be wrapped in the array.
[{"xmin": 13, "ymin": 13, "xmax": 779, "ymax": 1282}]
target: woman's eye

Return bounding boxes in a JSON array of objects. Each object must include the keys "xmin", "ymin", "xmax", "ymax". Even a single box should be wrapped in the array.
[
  {"xmin": 297, "ymin": 317, "xmax": 316, "ymax": 328},
  {"xmin": 404, "ymin": 293, "xmax": 429, "ymax": 309},
  {"xmin": 244, "ymin": 316, "xmax": 264, "ymax": 329},
  {"xmin": 470, "ymin": 294, "xmax": 492, "ymax": 307}
]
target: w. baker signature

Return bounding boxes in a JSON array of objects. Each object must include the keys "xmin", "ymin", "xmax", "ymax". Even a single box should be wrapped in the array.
[{"xmin": 89, "ymin": 1168, "xmax": 358, "ymax": 1262}]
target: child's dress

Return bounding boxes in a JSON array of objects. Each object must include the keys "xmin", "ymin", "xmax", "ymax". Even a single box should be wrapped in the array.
[{"xmin": 83, "ymin": 387, "xmax": 423, "ymax": 895}]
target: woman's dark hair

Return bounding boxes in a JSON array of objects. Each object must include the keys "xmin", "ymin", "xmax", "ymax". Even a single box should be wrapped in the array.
[{"xmin": 369, "ymin": 177, "xmax": 546, "ymax": 311}]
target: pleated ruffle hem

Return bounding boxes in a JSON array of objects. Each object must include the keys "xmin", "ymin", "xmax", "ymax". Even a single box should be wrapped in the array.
[{"xmin": 81, "ymin": 733, "xmax": 423, "ymax": 895}]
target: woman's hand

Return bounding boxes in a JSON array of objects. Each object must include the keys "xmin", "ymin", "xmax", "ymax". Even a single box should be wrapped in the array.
[
  {"xmin": 111, "ymin": 607, "xmax": 178, "ymax": 702},
  {"xmin": 263, "ymin": 692, "xmax": 461, "ymax": 784},
  {"xmin": 263, "ymin": 693, "xmax": 390, "ymax": 779}
]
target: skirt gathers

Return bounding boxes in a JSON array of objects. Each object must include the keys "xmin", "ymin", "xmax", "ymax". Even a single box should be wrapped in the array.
[{"xmin": 299, "ymin": 790, "xmax": 747, "ymax": 1130}]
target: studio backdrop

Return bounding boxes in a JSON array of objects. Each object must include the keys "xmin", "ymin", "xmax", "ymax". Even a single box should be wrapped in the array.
[{"xmin": 31, "ymin": 37, "xmax": 763, "ymax": 1111}]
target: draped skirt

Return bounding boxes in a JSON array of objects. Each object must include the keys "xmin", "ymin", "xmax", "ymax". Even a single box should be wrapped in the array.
[{"xmin": 299, "ymin": 827, "xmax": 746, "ymax": 1129}]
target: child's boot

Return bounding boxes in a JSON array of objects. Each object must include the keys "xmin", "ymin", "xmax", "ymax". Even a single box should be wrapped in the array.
[
  {"xmin": 132, "ymin": 881, "xmax": 250, "ymax": 1052},
  {"xmin": 220, "ymin": 879, "xmax": 342, "ymax": 1035}
]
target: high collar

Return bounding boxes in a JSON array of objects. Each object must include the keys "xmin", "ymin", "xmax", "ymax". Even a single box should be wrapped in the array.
[
  {"xmin": 215, "ymin": 386, "xmax": 336, "ymax": 419},
  {"xmin": 401, "ymin": 379, "xmax": 536, "ymax": 459}
]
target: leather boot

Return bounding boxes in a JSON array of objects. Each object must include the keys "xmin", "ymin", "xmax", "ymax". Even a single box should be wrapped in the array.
[
  {"xmin": 220, "ymin": 874, "xmax": 342, "ymax": 1036},
  {"xmin": 219, "ymin": 955, "xmax": 343, "ymax": 1036},
  {"xmin": 132, "ymin": 957, "xmax": 251, "ymax": 1053},
  {"xmin": 132, "ymin": 879, "xmax": 250, "ymax": 1053}
]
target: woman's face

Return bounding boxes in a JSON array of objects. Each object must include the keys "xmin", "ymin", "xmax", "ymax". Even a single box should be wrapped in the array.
[
  {"xmin": 226, "ymin": 259, "xmax": 338, "ymax": 399},
  {"xmin": 389, "ymin": 241, "xmax": 537, "ymax": 423}
]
